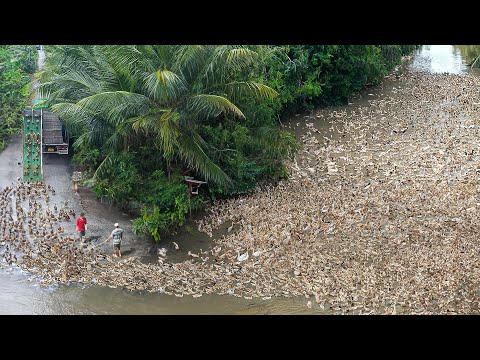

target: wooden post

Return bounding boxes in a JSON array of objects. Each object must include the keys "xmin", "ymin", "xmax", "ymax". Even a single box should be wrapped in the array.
[
  {"xmin": 188, "ymin": 190, "xmax": 192, "ymax": 217},
  {"xmin": 184, "ymin": 177, "xmax": 207, "ymax": 218}
]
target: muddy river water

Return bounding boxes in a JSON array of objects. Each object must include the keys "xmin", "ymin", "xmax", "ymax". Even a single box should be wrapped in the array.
[{"xmin": 1, "ymin": 45, "xmax": 480, "ymax": 314}]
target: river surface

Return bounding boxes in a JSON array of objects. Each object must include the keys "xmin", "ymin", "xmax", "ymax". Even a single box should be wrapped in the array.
[
  {"xmin": 1, "ymin": 45, "xmax": 480, "ymax": 314},
  {"xmin": 410, "ymin": 45, "xmax": 480, "ymax": 75}
]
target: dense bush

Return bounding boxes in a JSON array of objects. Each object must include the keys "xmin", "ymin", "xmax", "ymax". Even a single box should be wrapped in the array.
[
  {"xmin": 91, "ymin": 152, "xmax": 141, "ymax": 207},
  {"xmin": 255, "ymin": 45, "xmax": 419, "ymax": 118},
  {"xmin": 131, "ymin": 171, "xmax": 203, "ymax": 241},
  {"xmin": 0, "ymin": 46, "xmax": 37, "ymax": 151}
]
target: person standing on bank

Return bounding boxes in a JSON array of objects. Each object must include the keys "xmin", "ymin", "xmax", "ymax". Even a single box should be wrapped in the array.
[
  {"xmin": 98, "ymin": 223, "xmax": 123, "ymax": 258},
  {"xmin": 76, "ymin": 212, "xmax": 87, "ymax": 244}
]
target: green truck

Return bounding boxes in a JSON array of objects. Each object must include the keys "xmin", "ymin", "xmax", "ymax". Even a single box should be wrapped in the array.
[
  {"xmin": 23, "ymin": 105, "xmax": 43, "ymax": 182},
  {"xmin": 22, "ymin": 99, "xmax": 69, "ymax": 182}
]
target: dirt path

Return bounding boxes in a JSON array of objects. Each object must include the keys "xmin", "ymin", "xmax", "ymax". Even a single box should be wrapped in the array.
[
  {"xmin": 0, "ymin": 137, "xmax": 155, "ymax": 260},
  {"xmin": 0, "ymin": 136, "xmax": 22, "ymax": 189}
]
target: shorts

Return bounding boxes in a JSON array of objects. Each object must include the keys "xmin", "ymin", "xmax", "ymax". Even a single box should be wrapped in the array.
[
  {"xmin": 113, "ymin": 243, "xmax": 121, "ymax": 250},
  {"xmin": 79, "ymin": 230, "xmax": 85, "ymax": 236}
]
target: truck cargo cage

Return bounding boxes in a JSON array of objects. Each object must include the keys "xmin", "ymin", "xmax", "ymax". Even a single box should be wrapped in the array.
[
  {"xmin": 22, "ymin": 99, "xmax": 69, "ymax": 182},
  {"xmin": 42, "ymin": 110, "xmax": 69, "ymax": 155}
]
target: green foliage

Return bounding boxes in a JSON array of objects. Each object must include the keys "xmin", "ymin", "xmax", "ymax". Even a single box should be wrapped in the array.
[
  {"xmin": 0, "ymin": 46, "xmax": 33, "ymax": 150},
  {"xmin": 131, "ymin": 171, "xmax": 203, "ymax": 241},
  {"xmin": 71, "ymin": 144, "xmax": 101, "ymax": 170},
  {"xmin": 258, "ymin": 45, "xmax": 419, "ymax": 115},
  {"xmin": 132, "ymin": 206, "xmax": 166, "ymax": 242},
  {"xmin": 200, "ymin": 121, "xmax": 298, "ymax": 197},
  {"xmin": 139, "ymin": 171, "xmax": 184, "ymax": 205},
  {"xmin": 91, "ymin": 152, "xmax": 141, "ymax": 207},
  {"xmin": 379, "ymin": 45, "xmax": 403, "ymax": 71},
  {"xmin": 399, "ymin": 45, "xmax": 419, "ymax": 55},
  {"xmin": 9, "ymin": 45, "xmax": 38, "ymax": 74}
]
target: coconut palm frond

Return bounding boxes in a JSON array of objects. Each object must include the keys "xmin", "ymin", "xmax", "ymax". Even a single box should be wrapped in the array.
[
  {"xmin": 143, "ymin": 69, "xmax": 187, "ymax": 102},
  {"xmin": 103, "ymin": 45, "xmax": 143, "ymax": 74},
  {"xmin": 93, "ymin": 154, "xmax": 117, "ymax": 180},
  {"xmin": 223, "ymin": 81, "xmax": 278, "ymax": 103},
  {"xmin": 188, "ymin": 94, "xmax": 245, "ymax": 119},
  {"xmin": 174, "ymin": 45, "xmax": 207, "ymax": 80},
  {"xmin": 177, "ymin": 132, "xmax": 232, "ymax": 187},
  {"xmin": 225, "ymin": 47, "xmax": 259, "ymax": 73},
  {"xmin": 75, "ymin": 91, "xmax": 152, "ymax": 123},
  {"xmin": 156, "ymin": 111, "xmax": 181, "ymax": 160},
  {"xmin": 255, "ymin": 126, "xmax": 300, "ymax": 158},
  {"xmin": 131, "ymin": 110, "xmax": 170, "ymax": 133}
]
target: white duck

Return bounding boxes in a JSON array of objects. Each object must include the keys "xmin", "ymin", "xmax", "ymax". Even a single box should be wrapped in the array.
[
  {"xmin": 158, "ymin": 247, "xmax": 167, "ymax": 257},
  {"xmin": 237, "ymin": 250, "xmax": 249, "ymax": 262},
  {"xmin": 252, "ymin": 249, "xmax": 263, "ymax": 257}
]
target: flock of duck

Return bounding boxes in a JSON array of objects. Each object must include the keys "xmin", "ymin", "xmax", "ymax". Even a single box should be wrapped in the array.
[{"xmin": 2, "ymin": 69, "xmax": 480, "ymax": 314}]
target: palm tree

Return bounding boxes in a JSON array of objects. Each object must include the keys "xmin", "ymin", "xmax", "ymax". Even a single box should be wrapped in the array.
[{"xmin": 37, "ymin": 45, "xmax": 278, "ymax": 186}]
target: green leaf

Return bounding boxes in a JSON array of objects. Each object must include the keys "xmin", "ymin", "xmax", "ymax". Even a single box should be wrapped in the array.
[{"xmin": 188, "ymin": 94, "xmax": 244, "ymax": 118}]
